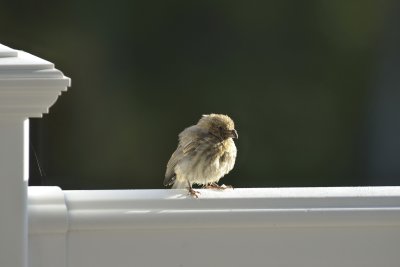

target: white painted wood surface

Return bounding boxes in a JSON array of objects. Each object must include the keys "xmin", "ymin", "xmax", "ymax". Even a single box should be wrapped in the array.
[
  {"xmin": 0, "ymin": 43, "xmax": 70, "ymax": 267},
  {"xmin": 28, "ymin": 186, "xmax": 400, "ymax": 267}
]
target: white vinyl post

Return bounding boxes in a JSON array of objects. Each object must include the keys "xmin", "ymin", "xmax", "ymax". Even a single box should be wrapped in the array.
[{"xmin": 0, "ymin": 44, "xmax": 70, "ymax": 267}]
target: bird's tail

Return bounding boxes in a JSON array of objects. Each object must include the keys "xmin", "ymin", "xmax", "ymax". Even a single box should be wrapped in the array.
[{"xmin": 172, "ymin": 180, "xmax": 188, "ymax": 189}]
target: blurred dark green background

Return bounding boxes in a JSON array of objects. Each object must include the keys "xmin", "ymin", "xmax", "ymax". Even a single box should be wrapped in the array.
[{"xmin": 3, "ymin": 1, "xmax": 399, "ymax": 189}]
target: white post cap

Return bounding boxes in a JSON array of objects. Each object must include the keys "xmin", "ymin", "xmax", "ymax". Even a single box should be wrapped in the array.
[{"xmin": 0, "ymin": 44, "xmax": 70, "ymax": 119}]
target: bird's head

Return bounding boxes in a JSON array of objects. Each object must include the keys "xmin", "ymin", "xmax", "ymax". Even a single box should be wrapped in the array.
[{"xmin": 197, "ymin": 114, "xmax": 238, "ymax": 141}]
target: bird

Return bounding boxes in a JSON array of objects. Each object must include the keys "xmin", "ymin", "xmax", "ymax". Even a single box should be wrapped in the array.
[{"xmin": 164, "ymin": 114, "xmax": 238, "ymax": 198}]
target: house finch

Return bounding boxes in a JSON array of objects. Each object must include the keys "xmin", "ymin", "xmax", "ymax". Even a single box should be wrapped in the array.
[{"xmin": 164, "ymin": 114, "xmax": 238, "ymax": 198}]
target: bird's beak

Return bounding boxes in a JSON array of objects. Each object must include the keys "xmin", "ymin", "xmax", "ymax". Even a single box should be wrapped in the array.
[{"xmin": 230, "ymin": 129, "xmax": 238, "ymax": 139}]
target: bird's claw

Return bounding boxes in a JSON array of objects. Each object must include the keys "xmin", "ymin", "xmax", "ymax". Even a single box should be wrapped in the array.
[
  {"xmin": 203, "ymin": 183, "xmax": 234, "ymax": 190},
  {"xmin": 187, "ymin": 187, "xmax": 200, "ymax": 198}
]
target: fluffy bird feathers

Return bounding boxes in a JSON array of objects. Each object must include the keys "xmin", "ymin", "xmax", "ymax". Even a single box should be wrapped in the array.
[{"xmin": 164, "ymin": 114, "xmax": 238, "ymax": 197}]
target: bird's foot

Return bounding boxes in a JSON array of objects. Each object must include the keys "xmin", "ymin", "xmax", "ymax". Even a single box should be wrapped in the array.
[
  {"xmin": 203, "ymin": 183, "xmax": 234, "ymax": 190},
  {"xmin": 187, "ymin": 187, "xmax": 200, "ymax": 198}
]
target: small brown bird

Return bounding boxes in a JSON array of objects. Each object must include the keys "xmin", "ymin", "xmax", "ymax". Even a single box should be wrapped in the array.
[{"xmin": 164, "ymin": 114, "xmax": 238, "ymax": 198}]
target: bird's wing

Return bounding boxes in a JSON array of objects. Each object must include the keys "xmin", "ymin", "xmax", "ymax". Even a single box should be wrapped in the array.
[
  {"xmin": 163, "ymin": 140, "xmax": 200, "ymax": 186},
  {"xmin": 164, "ymin": 126, "xmax": 207, "ymax": 186},
  {"xmin": 164, "ymin": 146, "xmax": 183, "ymax": 186}
]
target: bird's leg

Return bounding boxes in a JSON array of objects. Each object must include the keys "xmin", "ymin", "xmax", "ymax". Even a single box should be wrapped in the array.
[
  {"xmin": 187, "ymin": 180, "xmax": 200, "ymax": 198},
  {"xmin": 203, "ymin": 182, "xmax": 234, "ymax": 190}
]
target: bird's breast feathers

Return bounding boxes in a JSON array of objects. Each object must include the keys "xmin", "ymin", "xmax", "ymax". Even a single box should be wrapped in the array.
[{"xmin": 174, "ymin": 138, "xmax": 236, "ymax": 186}]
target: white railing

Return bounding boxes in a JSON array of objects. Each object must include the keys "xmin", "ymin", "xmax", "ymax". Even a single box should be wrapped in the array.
[
  {"xmin": 28, "ymin": 186, "xmax": 400, "ymax": 267},
  {"xmin": 1, "ymin": 43, "xmax": 400, "ymax": 267}
]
